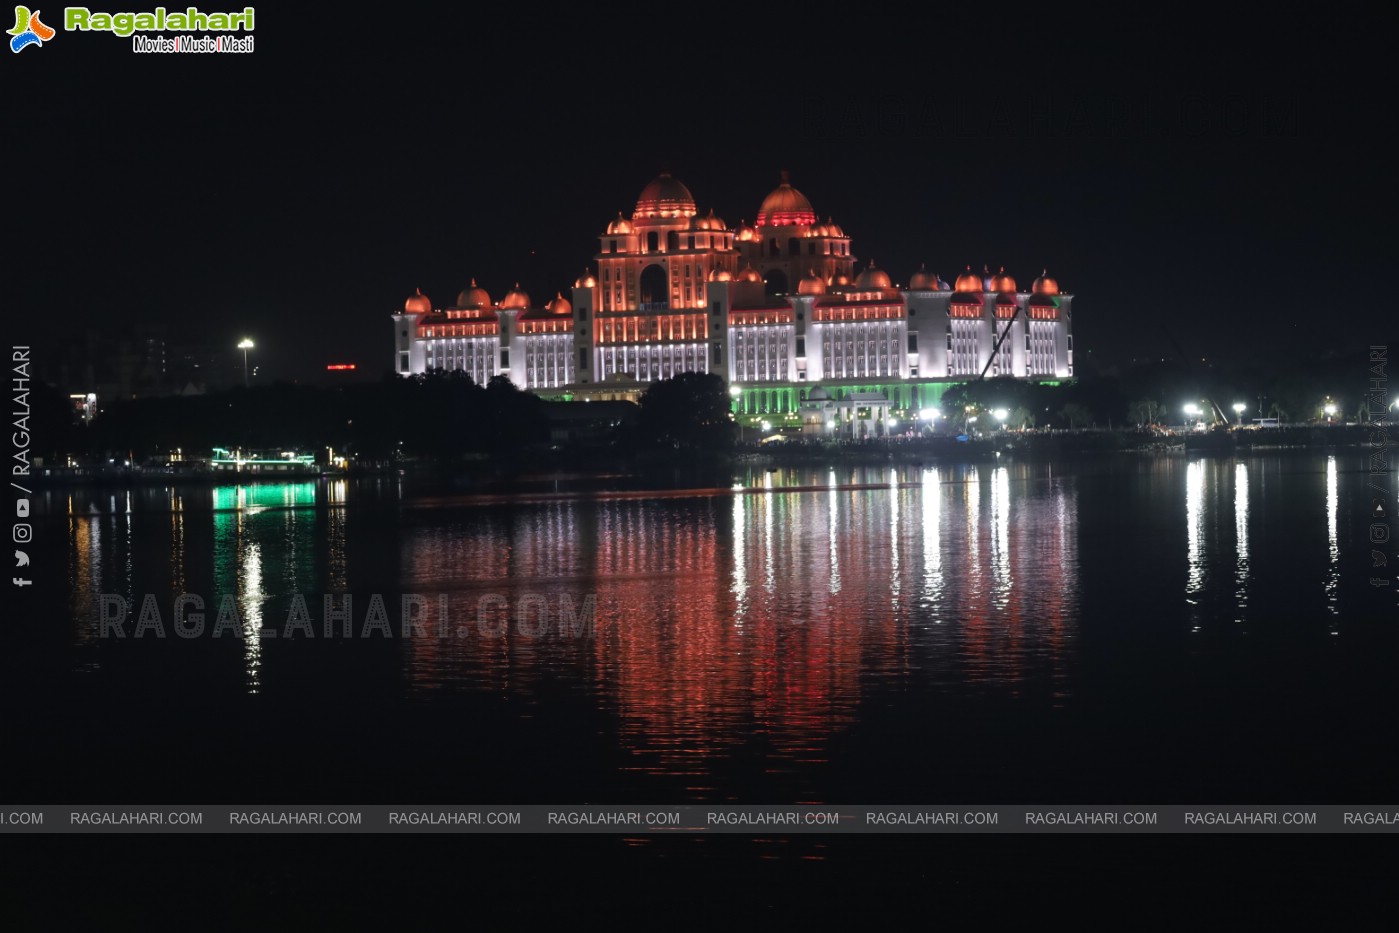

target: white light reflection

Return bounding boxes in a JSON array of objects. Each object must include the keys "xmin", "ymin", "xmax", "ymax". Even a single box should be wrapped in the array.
[
  {"xmin": 991, "ymin": 466, "xmax": 1011, "ymax": 608},
  {"xmin": 828, "ymin": 480, "xmax": 841, "ymax": 594},
  {"xmin": 730, "ymin": 491, "xmax": 748, "ymax": 614},
  {"xmin": 1185, "ymin": 460, "xmax": 1205, "ymax": 622},
  {"xmin": 1234, "ymin": 462, "xmax": 1248, "ymax": 623},
  {"xmin": 921, "ymin": 468, "xmax": 944, "ymax": 613},
  {"xmin": 889, "ymin": 468, "xmax": 901, "ymax": 602},
  {"xmin": 241, "ymin": 537, "xmax": 264, "ymax": 692},
  {"xmin": 1326, "ymin": 455, "xmax": 1339, "ymax": 621}
]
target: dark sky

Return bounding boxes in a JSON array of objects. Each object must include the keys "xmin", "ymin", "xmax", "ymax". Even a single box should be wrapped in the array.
[{"xmin": 12, "ymin": 7, "xmax": 1394, "ymax": 386}]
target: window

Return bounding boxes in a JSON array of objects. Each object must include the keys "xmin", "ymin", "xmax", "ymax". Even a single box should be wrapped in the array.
[
  {"xmin": 788, "ymin": 238, "xmax": 800, "ymax": 256},
  {"xmin": 579, "ymin": 348, "xmax": 588, "ymax": 368},
  {"xmin": 647, "ymin": 231, "xmax": 659, "ymax": 252},
  {"xmin": 907, "ymin": 333, "xmax": 918, "ymax": 353},
  {"xmin": 807, "ymin": 242, "xmax": 816, "ymax": 255},
  {"xmin": 609, "ymin": 239, "xmax": 617, "ymax": 253},
  {"xmin": 711, "ymin": 301, "xmax": 721, "ymax": 317},
  {"xmin": 713, "ymin": 342, "xmax": 722, "ymax": 365},
  {"xmin": 687, "ymin": 236, "xmax": 695, "ymax": 250},
  {"xmin": 796, "ymin": 336, "xmax": 806, "ymax": 357},
  {"xmin": 500, "ymin": 349, "xmax": 509, "ymax": 368}
]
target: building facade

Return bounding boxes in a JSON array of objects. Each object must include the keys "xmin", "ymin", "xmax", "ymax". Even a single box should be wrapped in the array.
[{"xmin": 391, "ymin": 173, "xmax": 1074, "ymax": 429}]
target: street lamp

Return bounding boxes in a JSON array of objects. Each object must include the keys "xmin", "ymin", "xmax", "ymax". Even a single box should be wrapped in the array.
[
  {"xmin": 238, "ymin": 338, "xmax": 255, "ymax": 387},
  {"xmin": 1323, "ymin": 400, "xmax": 1337, "ymax": 423},
  {"xmin": 1232, "ymin": 402, "xmax": 1246, "ymax": 425},
  {"xmin": 992, "ymin": 408, "xmax": 1009, "ymax": 429}
]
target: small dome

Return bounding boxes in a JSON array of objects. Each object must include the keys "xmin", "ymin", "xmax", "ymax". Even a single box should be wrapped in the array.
[
  {"xmin": 756, "ymin": 170, "xmax": 817, "ymax": 227},
  {"xmin": 574, "ymin": 270, "xmax": 597, "ymax": 288},
  {"xmin": 736, "ymin": 264, "xmax": 763, "ymax": 283},
  {"xmin": 547, "ymin": 292, "xmax": 572, "ymax": 316},
  {"xmin": 908, "ymin": 263, "xmax": 935, "ymax": 291},
  {"xmin": 798, "ymin": 270, "xmax": 827, "ymax": 295},
  {"xmin": 499, "ymin": 283, "xmax": 530, "ymax": 310},
  {"xmin": 404, "ymin": 288, "xmax": 431, "ymax": 315},
  {"xmin": 828, "ymin": 272, "xmax": 851, "ymax": 287},
  {"xmin": 808, "ymin": 387, "xmax": 830, "ymax": 401},
  {"xmin": 735, "ymin": 221, "xmax": 757, "ymax": 242},
  {"xmin": 691, "ymin": 208, "xmax": 726, "ymax": 231},
  {"xmin": 990, "ymin": 266, "xmax": 1017, "ymax": 293},
  {"xmin": 607, "ymin": 213, "xmax": 634, "ymax": 235},
  {"xmin": 456, "ymin": 279, "xmax": 491, "ymax": 308},
  {"xmin": 1032, "ymin": 270, "xmax": 1060, "ymax": 295},
  {"xmin": 825, "ymin": 217, "xmax": 844, "ymax": 237},
  {"xmin": 954, "ymin": 266, "xmax": 984, "ymax": 292},
  {"xmin": 708, "ymin": 267, "xmax": 733, "ymax": 282},
  {"xmin": 633, "ymin": 172, "xmax": 697, "ymax": 220},
  {"xmin": 855, "ymin": 261, "xmax": 891, "ymax": 289}
]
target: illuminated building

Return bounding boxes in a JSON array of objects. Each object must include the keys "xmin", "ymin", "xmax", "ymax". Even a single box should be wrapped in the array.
[{"xmin": 391, "ymin": 172, "xmax": 1074, "ymax": 427}]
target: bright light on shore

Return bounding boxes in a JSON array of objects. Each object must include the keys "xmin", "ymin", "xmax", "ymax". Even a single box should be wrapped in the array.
[
  {"xmin": 238, "ymin": 338, "xmax": 255, "ymax": 350},
  {"xmin": 919, "ymin": 408, "xmax": 941, "ymax": 422}
]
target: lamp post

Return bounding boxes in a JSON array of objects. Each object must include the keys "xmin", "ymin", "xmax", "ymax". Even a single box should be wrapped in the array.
[
  {"xmin": 1183, "ymin": 402, "xmax": 1200, "ymax": 430},
  {"xmin": 238, "ymin": 338, "xmax": 255, "ymax": 387},
  {"xmin": 992, "ymin": 408, "xmax": 1009, "ymax": 430},
  {"xmin": 1232, "ymin": 402, "xmax": 1246, "ymax": 425},
  {"xmin": 1323, "ymin": 400, "xmax": 1337, "ymax": 424}
]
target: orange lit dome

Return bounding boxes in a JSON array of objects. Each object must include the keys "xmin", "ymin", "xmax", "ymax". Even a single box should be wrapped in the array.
[
  {"xmin": 735, "ymin": 221, "xmax": 757, "ymax": 242},
  {"xmin": 736, "ymin": 264, "xmax": 763, "ymax": 283},
  {"xmin": 607, "ymin": 213, "xmax": 635, "ymax": 235},
  {"xmin": 404, "ymin": 288, "xmax": 431, "ymax": 314},
  {"xmin": 954, "ymin": 266, "xmax": 984, "ymax": 292},
  {"xmin": 855, "ymin": 261, "xmax": 891, "ymax": 289},
  {"xmin": 828, "ymin": 272, "xmax": 851, "ymax": 287},
  {"xmin": 908, "ymin": 263, "xmax": 936, "ymax": 290},
  {"xmin": 990, "ymin": 267, "xmax": 1017, "ymax": 293},
  {"xmin": 574, "ymin": 270, "xmax": 597, "ymax": 288},
  {"xmin": 824, "ymin": 217, "xmax": 845, "ymax": 237},
  {"xmin": 692, "ymin": 208, "xmax": 726, "ymax": 231},
  {"xmin": 499, "ymin": 283, "xmax": 531, "ymax": 310},
  {"xmin": 456, "ymin": 280, "xmax": 491, "ymax": 308},
  {"xmin": 633, "ymin": 172, "xmax": 697, "ymax": 220},
  {"xmin": 547, "ymin": 293, "xmax": 572, "ymax": 316},
  {"xmin": 798, "ymin": 270, "xmax": 827, "ymax": 295},
  {"xmin": 1032, "ymin": 270, "xmax": 1060, "ymax": 295},
  {"xmin": 708, "ymin": 267, "xmax": 734, "ymax": 282},
  {"xmin": 756, "ymin": 171, "xmax": 817, "ymax": 227}
]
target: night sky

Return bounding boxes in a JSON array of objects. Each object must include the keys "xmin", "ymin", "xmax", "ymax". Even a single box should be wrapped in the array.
[{"xmin": 12, "ymin": 8, "xmax": 1393, "ymax": 386}]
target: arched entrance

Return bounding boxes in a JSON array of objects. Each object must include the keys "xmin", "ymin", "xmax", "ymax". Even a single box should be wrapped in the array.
[
  {"xmin": 764, "ymin": 268, "xmax": 789, "ymax": 297},
  {"xmin": 639, "ymin": 264, "xmax": 668, "ymax": 311}
]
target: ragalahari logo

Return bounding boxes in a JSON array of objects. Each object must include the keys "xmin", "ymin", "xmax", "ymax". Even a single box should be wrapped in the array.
[{"xmin": 9, "ymin": 6, "xmax": 54, "ymax": 52}]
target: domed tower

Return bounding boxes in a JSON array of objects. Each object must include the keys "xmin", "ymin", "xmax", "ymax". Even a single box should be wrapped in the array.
[
  {"xmin": 588, "ymin": 171, "xmax": 737, "ymax": 385},
  {"xmin": 737, "ymin": 172, "xmax": 855, "ymax": 297}
]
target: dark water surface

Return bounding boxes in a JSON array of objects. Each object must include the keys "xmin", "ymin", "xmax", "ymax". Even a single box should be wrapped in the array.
[{"xmin": 8, "ymin": 451, "xmax": 1396, "ymax": 803}]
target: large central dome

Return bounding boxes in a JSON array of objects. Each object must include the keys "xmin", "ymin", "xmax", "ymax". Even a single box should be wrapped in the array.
[
  {"xmin": 756, "ymin": 171, "xmax": 817, "ymax": 227},
  {"xmin": 633, "ymin": 172, "xmax": 697, "ymax": 221}
]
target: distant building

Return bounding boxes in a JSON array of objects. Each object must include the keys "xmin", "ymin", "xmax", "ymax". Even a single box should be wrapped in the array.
[{"xmin": 391, "ymin": 172, "xmax": 1074, "ymax": 427}]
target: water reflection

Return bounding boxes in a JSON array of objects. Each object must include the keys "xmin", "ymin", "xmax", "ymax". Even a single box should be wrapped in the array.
[
  {"xmin": 1185, "ymin": 460, "xmax": 1206, "ymax": 624},
  {"xmin": 1326, "ymin": 455, "xmax": 1339, "ymax": 622},
  {"xmin": 392, "ymin": 464, "xmax": 1082, "ymax": 787},
  {"xmin": 1234, "ymin": 462, "xmax": 1249, "ymax": 623}
]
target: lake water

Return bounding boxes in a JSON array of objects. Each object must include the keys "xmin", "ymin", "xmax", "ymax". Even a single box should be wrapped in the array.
[{"xmin": 8, "ymin": 451, "xmax": 1396, "ymax": 803}]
